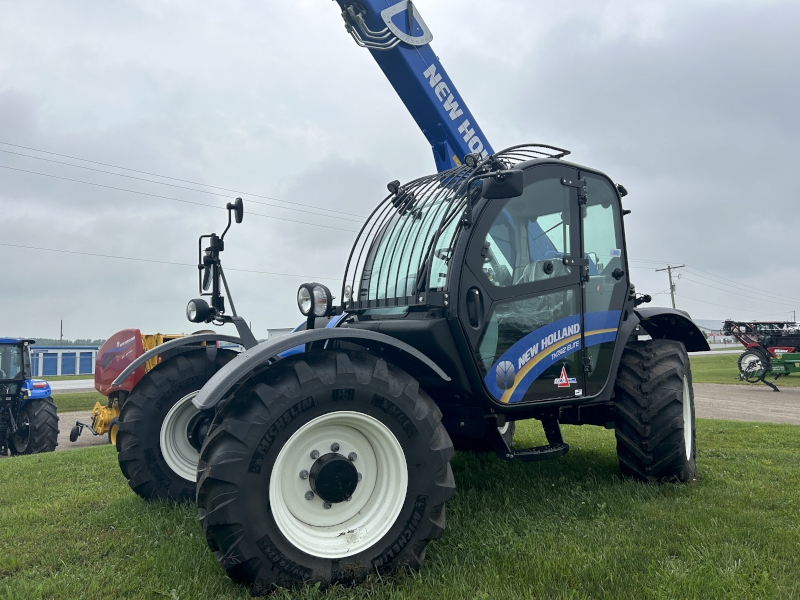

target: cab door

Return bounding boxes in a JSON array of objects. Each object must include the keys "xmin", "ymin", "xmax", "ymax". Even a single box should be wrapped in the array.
[
  {"xmin": 458, "ymin": 164, "xmax": 586, "ymax": 405},
  {"xmin": 580, "ymin": 172, "xmax": 629, "ymax": 396}
]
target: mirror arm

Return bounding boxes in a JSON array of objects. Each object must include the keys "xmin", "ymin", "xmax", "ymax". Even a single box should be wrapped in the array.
[
  {"xmin": 220, "ymin": 209, "xmax": 233, "ymax": 241},
  {"xmin": 218, "ymin": 264, "xmax": 238, "ymax": 318}
]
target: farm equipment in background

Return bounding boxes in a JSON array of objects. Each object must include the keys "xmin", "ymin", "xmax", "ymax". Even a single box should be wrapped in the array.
[
  {"xmin": 0, "ymin": 338, "xmax": 58, "ymax": 456},
  {"xmin": 723, "ymin": 319, "xmax": 800, "ymax": 391},
  {"xmin": 68, "ymin": 331, "xmax": 187, "ymax": 444}
]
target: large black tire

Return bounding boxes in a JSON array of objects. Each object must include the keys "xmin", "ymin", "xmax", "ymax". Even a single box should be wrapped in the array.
[
  {"xmin": 614, "ymin": 340, "xmax": 696, "ymax": 482},
  {"xmin": 197, "ymin": 350, "xmax": 456, "ymax": 594},
  {"xmin": 10, "ymin": 398, "xmax": 59, "ymax": 455},
  {"xmin": 116, "ymin": 349, "xmax": 237, "ymax": 501},
  {"xmin": 450, "ymin": 421, "xmax": 515, "ymax": 453}
]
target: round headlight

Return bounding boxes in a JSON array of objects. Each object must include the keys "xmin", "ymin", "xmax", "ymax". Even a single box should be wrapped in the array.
[
  {"xmin": 297, "ymin": 286, "xmax": 312, "ymax": 316},
  {"xmin": 186, "ymin": 298, "xmax": 211, "ymax": 323},
  {"xmin": 312, "ymin": 285, "xmax": 330, "ymax": 317}
]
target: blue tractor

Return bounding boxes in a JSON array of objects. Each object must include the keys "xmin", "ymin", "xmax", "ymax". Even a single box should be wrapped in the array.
[{"xmin": 0, "ymin": 339, "xmax": 59, "ymax": 456}]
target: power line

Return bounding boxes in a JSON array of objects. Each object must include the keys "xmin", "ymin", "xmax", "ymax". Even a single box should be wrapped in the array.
[
  {"xmin": 675, "ymin": 293, "xmax": 791, "ymax": 318},
  {"xmin": 680, "ymin": 275, "xmax": 799, "ymax": 308},
  {"xmin": 0, "ymin": 147, "xmax": 362, "ymax": 224},
  {"xmin": 0, "ymin": 164, "xmax": 359, "ymax": 233},
  {"xmin": 0, "ymin": 242, "xmax": 341, "ymax": 282},
  {"xmin": 0, "ymin": 140, "xmax": 368, "ymax": 219},
  {"xmin": 684, "ymin": 266, "xmax": 799, "ymax": 304}
]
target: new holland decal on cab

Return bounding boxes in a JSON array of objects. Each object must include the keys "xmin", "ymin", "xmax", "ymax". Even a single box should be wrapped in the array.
[{"xmin": 484, "ymin": 310, "xmax": 621, "ymax": 404}]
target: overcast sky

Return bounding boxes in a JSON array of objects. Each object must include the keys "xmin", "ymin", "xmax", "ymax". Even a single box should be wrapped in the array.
[{"xmin": 1, "ymin": 0, "xmax": 798, "ymax": 341}]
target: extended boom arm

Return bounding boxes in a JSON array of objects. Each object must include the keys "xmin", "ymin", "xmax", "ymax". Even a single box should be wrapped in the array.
[{"xmin": 334, "ymin": 0, "xmax": 494, "ymax": 172}]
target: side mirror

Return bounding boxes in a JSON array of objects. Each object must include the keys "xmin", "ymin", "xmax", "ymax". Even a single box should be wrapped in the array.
[
  {"xmin": 233, "ymin": 197, "xmax": 244, "ymax": 224},
  {"xmin": 481, "ymin": 169, "xmax": 524, "ymax": 200}
]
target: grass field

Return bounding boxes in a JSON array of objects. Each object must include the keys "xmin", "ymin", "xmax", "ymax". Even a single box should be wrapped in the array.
[
  {"xmin": 51, "ymin": 391, "xmax": 106, "ymax": 413},
  {"xmin": 690, "ymin": 353, "xmax": 800, "ymax": 387},
  {"xmin": 1, "ymin": 419, "xmax": 799, "ymax": 599},
  {"xmin": 37, "ymin": 374, "xmax": 94, "ymax": 381}
]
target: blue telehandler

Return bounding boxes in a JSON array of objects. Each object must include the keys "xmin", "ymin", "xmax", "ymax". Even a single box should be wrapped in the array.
[
  {"xmin": 109, "ymin": 2, "xmax": 708, "ymax": 593},
  {"xmin": 0, "ymin": 338, "xmax": 58, "ymax": 455}
]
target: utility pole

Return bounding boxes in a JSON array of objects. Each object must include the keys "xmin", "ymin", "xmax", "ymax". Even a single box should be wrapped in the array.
[
  {"xmin": 655, "ymin": 264, "xmax": 685, "ymax": 309},
  {"xmin": 60, "ymin": 319, "xmax": 63, "ymax": 347}
]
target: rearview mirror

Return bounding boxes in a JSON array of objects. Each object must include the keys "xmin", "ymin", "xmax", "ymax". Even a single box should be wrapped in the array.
[
  {"xmin": 233, "ymin": 197, "xmax": 244, "ymax": 223},
  {"xmin": 482, "ymin": 169, "xmax": 524, "ymax": 200}
]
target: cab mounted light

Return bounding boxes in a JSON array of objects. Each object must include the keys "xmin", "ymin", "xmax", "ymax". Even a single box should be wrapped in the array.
[
  {"xmin": 187, "ymin": 298, "xmax": 213, "ymax": 323},
  {"xmin": 464, "ymin": 153, "xmax": 481, "ymax": 168}
]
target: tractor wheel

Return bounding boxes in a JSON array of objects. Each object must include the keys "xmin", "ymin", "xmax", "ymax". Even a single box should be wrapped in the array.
[
  {"xmin": 116, "ymin": 348, "xmax": 236, "ymax": 501},
  {"xmin": 10, "ymin": 398, "xmax": 59, "ymax": 455},
  {"xmin": 738, "ymin": 349, "xmax": 769, "ymax": 383},
  {"xmin": 450, "ymin": 421, "xmax": 515, "ymax": 453},
  {"xmin": 197, "ymin": 350, "xmax": 456, "ymax": 594},
  {"xmin": 613, "ymin": 340, "xmax": 696, "ymax": 483},
  {"xmin": 108, "ymin": 417, "xmax": 120, "ymax": 445}
]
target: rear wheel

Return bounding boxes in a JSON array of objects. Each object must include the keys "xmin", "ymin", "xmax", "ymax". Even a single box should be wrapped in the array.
[
  {"xmin": 738, "ymin": 349, "xmax": 769, "ymax": 383},
  {"xmin": 197, "ymin": 350, "xmax": 456, "ymax": 594},
  {"xmin": 116, "ymin": 349, "xmax": 236, "ymax": 501},
  {"xmin": 10, "ymin": 398, "xmax": 59, "ymax": 455},
  {"xmin": 614, "ymin": 340, "xmax": 696, "ymax": 482}
]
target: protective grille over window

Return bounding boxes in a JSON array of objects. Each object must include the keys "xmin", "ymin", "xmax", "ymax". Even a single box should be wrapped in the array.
[{"xmin": 341, "ymin": 144, "xmax": 571, "ymax": 309}]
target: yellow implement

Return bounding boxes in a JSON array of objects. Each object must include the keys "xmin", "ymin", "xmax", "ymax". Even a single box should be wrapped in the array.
[{"xmin": 69, "ymin": 398, "xmax": 121, "ymax": 444}]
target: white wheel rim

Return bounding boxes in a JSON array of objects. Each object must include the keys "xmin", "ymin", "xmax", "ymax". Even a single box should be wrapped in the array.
[
  {"xmin": 270, "ymin": 411, "xmax": 408, "ymax": 559},
  {"xmin": 741, "ymin": 354, "xmax": 762, "ymax": 374},
  {"xmin": 159, "ymin": 391, "xmax": 201, "ymax": 482},
  {"xmin": 682, "ymin": 375, "xmax": 692, "ymax": 460}
]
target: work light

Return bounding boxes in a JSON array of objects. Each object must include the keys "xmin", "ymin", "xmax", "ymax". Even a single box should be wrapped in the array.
[
  {"xmin": 187, "ymin": 298, "xmax": 212, "ymax": 323},
  {"xmin": 297, "ymin": 286, "xmax": 312, "ymax": 316}
]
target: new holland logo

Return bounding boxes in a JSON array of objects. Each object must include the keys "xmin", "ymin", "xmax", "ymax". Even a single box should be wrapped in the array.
[
  {"xmin": 496, "ymin": 361, "xmax": 516, "ymax": 391},
  {"xmin": 554, "ymin": 366, "xmax": 577, "ymax": 388}
]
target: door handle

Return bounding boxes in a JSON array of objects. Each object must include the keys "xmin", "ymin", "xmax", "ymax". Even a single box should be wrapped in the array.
[{"xmin": 466, "ymin": 287, "xmax": 484, "ymax": 329}]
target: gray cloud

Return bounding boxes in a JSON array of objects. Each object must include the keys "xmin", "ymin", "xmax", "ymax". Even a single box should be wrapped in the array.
[{"xmin": 1, "ymin": 0, "xmax": 799, "ymax": 342}]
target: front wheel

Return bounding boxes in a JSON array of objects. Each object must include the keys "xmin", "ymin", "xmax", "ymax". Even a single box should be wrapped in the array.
[
  {"xmin": 10, "ymin": 398, "xmax": 59, "ymax": 455},
  {"xmin": 116, "ymin": 349, "xmax": 236, "ymax": 501},
  {"xmin": 614, "ymin": 340, "xmax": 696, "ymax": 482},
  {"xmin": 197, "ymin": 350, "xmax": 456, "ymax": 594}
]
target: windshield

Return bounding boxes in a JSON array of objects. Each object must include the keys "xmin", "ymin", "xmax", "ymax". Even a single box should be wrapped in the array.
[
  {"xmin": 0, "ymin": 344, "xmax": 24, "ymax": 380},
  {"xmin": 346, "ymin": 166, "xmax": 472, "ymax": 307}
]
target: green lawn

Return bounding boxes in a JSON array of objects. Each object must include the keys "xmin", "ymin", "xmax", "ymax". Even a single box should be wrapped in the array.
[
  {"xmin": 37, "ymin": 374, "xmax": 94, "ymax": 381},
  {"xmin": 52, "ymin": 391, "xmax": 106, "ymax": 413},
  {"xmin": 1, "ymin": 419, "xmax": 799, "ymax": 599},
  {"xmin": 690, "ymin": 353, "xmax": 800, "ymax": 387}
]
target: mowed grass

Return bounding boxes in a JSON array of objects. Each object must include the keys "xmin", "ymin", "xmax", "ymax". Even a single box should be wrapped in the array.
[
  {"xmin": 1, "ymin": 420, "xmax": 799, "ymax": 600},
  {"xmin": 52, "ymin": 391, "xmax": 106, "ymax": 413},
  {"xmin": 38, "ymin": 375, "xmax": 94, "ymax": 382},
  {"xmin": 690, "ymin": 353, "xmax": 800, "ymax": 387}
]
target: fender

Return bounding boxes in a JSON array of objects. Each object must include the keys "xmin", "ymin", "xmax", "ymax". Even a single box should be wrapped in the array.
[
  {"xmin": 635, "ymin": 307, "xmax": 710, "ymax": 352},
  {"xmin": 192, "ymin": 328, "xmax": 451, "ymax": 411},
  {"xmin": 110, "ymin": 333, "xmax": 244, "ymax": 387}
]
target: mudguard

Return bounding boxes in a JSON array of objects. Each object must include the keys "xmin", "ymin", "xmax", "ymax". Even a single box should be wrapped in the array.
[
  {"xmin": 635, "ymin": 307, "xmax": 710, "ymax": 352},
  {"xmin": 21, "ymin": 379, "xmax": 51, "ymax": 403},
  {"xmin": 110, "ymin": 333, "xmax": 244, "ymax": 388},
  {"xmin": 192, "ymin": 328, "xmax": 451, "ymax": 411}
]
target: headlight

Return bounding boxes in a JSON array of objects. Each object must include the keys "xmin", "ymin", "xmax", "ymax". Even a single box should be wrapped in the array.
[
  {"xmin": 313, "ymin": 285, "xmax": 330, "ymax": 317},
  {"xmin": 186, "ymin": 298, "xmax": 212, "ymax": 323},
  {"xmin": 297, "ymin": 283, "xmax": 333, "ymax": 318},
  {"xmin": 297, "ymin": 286, "xmax": 312, "ymax": 316}
]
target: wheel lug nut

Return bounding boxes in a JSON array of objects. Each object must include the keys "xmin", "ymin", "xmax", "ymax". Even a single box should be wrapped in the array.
[
  {"xmin": 304, "ymin": 491, "xmax": 314, "ymax": 501},
  {"xmin": 323, "ymin": 501, "xmax": 332, "ymax": 510},
  {"xmin": 331, "ymin": 442, "xmax": 340, "ymax": 452},
  {"xmin": 310, "ymin": 449, "xmax": 319, "ymax": 459},
  {"xmin": 299, "ymin": 470, "xmax": 309, "ymax": 480},
  {"xmin": 348, "ymin": 452, "xmax": 357, "ymax": 461},
  {"xmin": 357, "ymin": 472, "xmax": 362, "ymax": 481}
]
